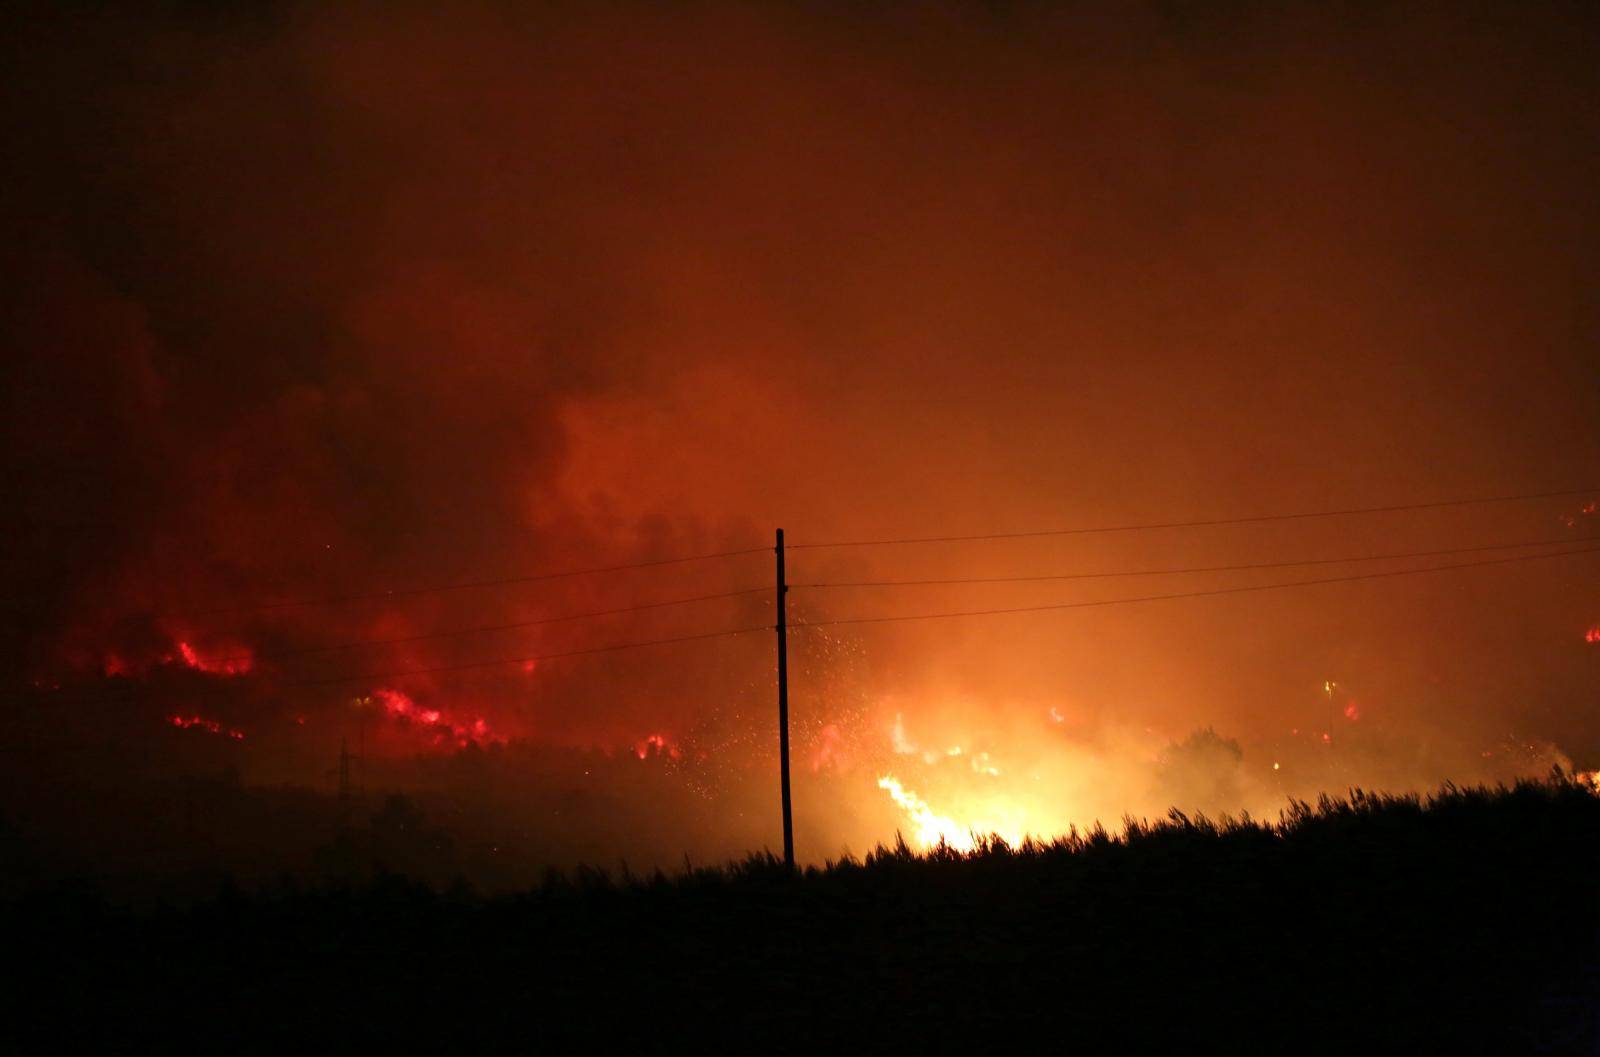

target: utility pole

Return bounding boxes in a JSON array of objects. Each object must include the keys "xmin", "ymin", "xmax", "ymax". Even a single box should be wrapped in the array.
[{"xmin": 776, "ymin": 528, "xmax": 794, "ymax": 870}]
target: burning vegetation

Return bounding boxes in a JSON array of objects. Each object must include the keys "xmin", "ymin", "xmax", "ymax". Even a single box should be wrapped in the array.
[
  {"xmin": 169, "ymin": 714, "xmax": 244, "ymax": 740},
  {"xmin": 370, "ymin": 688, "xmax": 503, "ymax": 748}
]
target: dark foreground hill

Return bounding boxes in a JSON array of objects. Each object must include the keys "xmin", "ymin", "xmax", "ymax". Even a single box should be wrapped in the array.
[{"xmin": 8, "ymin": 778, "xmax": 1599, "ymax": 1055}]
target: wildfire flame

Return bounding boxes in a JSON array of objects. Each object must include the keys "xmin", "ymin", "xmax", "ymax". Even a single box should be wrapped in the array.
[
  {"xmin": 174, "ymin": 640, "xmax": 253, "ymax": 676},
  {"xmin": 372, "ymin": 688, "xmax": 501, "ymax": 747},
  {"xmin": 170, "ymin": 715, "xmax": 245, "ymax": 740},
  {"xmin": 877, "ymin": 775, "xmax": 977, "ymax": 852},
  {"xmin": 103, "ymin": 638, "xmax": 253, "ymax": 678}
]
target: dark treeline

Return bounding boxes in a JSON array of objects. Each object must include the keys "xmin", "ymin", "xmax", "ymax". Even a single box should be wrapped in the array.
[
  {"xmin": 0, "ymin": 730, "xmax": 772, "ymax": 901},
  {"xmin": 8, "ymin": 776, "xmax": 1599, "ymax": 1053}
]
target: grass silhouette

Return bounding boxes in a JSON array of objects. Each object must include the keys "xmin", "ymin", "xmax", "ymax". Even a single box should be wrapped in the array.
[{"xmin": 8, "ymin": 773, "xmax": 1598, "ymax": 1052}]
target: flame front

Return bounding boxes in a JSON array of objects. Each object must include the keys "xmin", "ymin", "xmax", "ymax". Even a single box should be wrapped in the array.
[
  {"xmin": 372, "ymin": 688, "xmax": 502, "ymax": 747},
  {"xmin": 877, "ymin": 775, "xmax": 977, "ymax": 852}
]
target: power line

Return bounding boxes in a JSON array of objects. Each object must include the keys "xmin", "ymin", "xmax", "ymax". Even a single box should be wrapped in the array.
[
  {"xmin": 284, "ymin": 624, "xmax": 771, "ymax": 689},
  {"xmin": 788, "ymin": 486, "xmax": 1600, "ymax": 550},
  {"xmin": 160, "ymin": 545, "xmax": 770, "ymax": 620},
  {"xmin": 791, "ymin": 544, "xmax": 1600, "ymax": 628},
  {"xmin": 28, "ymin": 538, "xmax": 1598, "ymax": 710},
  {"xmin": 222, "ymin": 586, "xmax": 770, "ymax": 665},
  {"xmin": 791, "ymin": 534, "xmax": 1600, "ymax": 588}
]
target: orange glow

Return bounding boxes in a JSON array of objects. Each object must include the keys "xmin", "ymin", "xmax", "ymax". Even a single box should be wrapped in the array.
[
  {"xmin": 1560, "ymin": 501, "xmax": 1596, "ymax": 527},
  {"xmin": 969, "ymin": 751, "xmax": 1001, "ymax": 777},
  {"xmin": 1343, "ymin": 701, "xmax": 1361, "ymax": 721},
  {"xmin": 811, "ymin": 723, "xmax": 844, "ymax": 771}
]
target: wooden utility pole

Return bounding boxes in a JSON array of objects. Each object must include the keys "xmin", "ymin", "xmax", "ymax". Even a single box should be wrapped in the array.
[{"xmin": 776, "ymin": 528, "xmax": 795, "ymax": 870}]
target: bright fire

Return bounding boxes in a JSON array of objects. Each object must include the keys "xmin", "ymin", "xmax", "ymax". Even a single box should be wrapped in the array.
[
  {"xmin": 875, "ymin": 770, "xmax": 1041, "ymax": 852},
  {"xmin": 877, "ymin": 775, "xmax": 978, "ymax": 852}
]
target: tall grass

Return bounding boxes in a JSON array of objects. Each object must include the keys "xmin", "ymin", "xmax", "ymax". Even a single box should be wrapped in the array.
[{"xmin": 8, "ymin": 772, "xmax": 1598, "ymax": 1052}]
